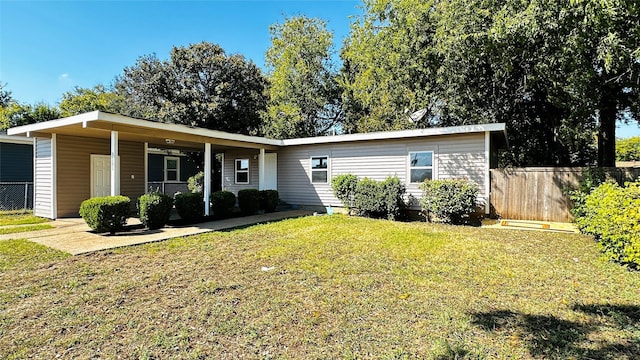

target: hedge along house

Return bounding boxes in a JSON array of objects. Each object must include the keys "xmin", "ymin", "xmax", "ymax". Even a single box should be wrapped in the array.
[{"xmin": 8, "ymin": 111, "xmax": 506, "ymax": 219}]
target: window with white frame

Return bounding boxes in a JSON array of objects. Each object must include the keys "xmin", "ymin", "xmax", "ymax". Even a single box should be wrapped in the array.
[
  {"xmin": 165, "ymin": 156, "xmax": 180, "ymax": 182},
  {"xmin": 408, "ymin": 151, "xmax": 433, "ymax": 183},
  {"xmin": 235, "ymin": 158, "xmax": 250, "ymax": 184},
  {"xmin": 310, "ymin": 156, "xmax": 329, "ymax": 183}
]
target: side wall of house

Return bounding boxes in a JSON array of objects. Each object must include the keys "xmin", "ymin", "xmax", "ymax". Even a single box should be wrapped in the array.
[
  {"xmin": 34, "ymin": 138, "xmax": 54, "ymax": 218},
  {"xmin": 56, "ymin": 135, "xmax": 145, "ymax": 217},
  {"xmin": 222, "ymin": 149, "xmax": 260, "ymax": 194},
  {"xmin": 277, "ymin": 133, "xmax": 487, "ymax": 209}
]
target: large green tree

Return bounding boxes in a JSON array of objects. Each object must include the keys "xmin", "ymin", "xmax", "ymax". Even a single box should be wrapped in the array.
[
  {"xmin": 0, "ymin": 84, "xmax": 60, "ymax": 131},
  {"xmin": 263, "ymin": 16, "xmax": 342, "ymax": 139},
  {"xmin": 59, "ymin": 85, "xmax": 124, "ymax": 117},
  {"xmin": 115, "ymin": 42, "xmax": 267, "ymax": 135}
]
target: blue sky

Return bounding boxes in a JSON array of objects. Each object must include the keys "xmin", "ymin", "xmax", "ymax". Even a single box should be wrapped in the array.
[{"xmin": 1, "ymin": 0, "xmax": 639, "ymax": 138}]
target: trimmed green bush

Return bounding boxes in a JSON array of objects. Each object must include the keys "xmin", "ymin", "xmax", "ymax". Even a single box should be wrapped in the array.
[
  {"xmin": 79, "ymin": 196, "xmax": 131, "ymax": 234},
  {"xmin": 138, "ymin": 192, "xmax": 173, "ymax": 230},
  {"xmin": 420, "ymin": 179, "xmax": 478, "ymax": 224},
  {"xmin": 331, "ymin": 174, "xmax": 359, "ymax": 210},
  {"xmin": 259, "ymin": 190, "xmax": 279, "ymax": 213},
  {"xmin": 238, "ymin": 189, "xmax": 260, "ymax": 215},
  {"xmin": 211, "ymin": 190, "xmax": 236, "ymax": 218},
  {"xmin": 175, "ymin": 192, "xmax": 204, "ymax": 222},
  {"xmin": 353, "ymin": 176, "xmax": 406, "ymax": 220},
  {"xmin": 575, "ymin": 181, "xmax": 640, "ymax": 268},
  {"xmin": 187, "ymin": 171, "xmax": 204, "ymax": 193}
]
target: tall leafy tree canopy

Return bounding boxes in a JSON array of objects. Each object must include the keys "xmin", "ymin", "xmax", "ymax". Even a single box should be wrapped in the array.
[
  {"xmin": 0, "ymin": 84, "xmax": 60, "ymax": 131},
  {"xmin": 263, "ymin": 16, "xmax": 342, "ymax": 139},
  {"xmin": 115, "ymin": 42, "xmax": 267, "ymax": 135},
  {"xmin": 59, "ymin": 85, "xmax": 124, "ymax": 117},
  {"xmin": 342, "ymin": 0, "xmax": 640, "ymax": 166}
]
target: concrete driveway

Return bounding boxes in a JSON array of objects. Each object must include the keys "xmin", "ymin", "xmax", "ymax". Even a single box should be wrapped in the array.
[{"xmin": 0, "ymin": 210, "xmax": 313, "ymax": 255}]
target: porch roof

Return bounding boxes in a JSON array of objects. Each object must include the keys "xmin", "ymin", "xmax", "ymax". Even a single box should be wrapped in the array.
[{"xmin": 7, "ymin": 111, "xmax": 281, "ymax": 151}]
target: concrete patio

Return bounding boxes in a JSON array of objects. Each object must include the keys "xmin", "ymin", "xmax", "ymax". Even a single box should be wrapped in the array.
[{"xmin": 0, "ymin": 210, "xmax": 313, "ymax": 255}]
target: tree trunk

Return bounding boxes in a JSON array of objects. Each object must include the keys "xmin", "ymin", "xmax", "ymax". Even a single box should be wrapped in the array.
[{"xmin": 597, "ymin": 89, "xmax": 618, "ymax": 167}]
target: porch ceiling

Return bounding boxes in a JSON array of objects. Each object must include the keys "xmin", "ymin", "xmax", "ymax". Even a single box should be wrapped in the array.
[{"xmin": 7, "ymin": 111, "xmax": 281, "ymax": 152}]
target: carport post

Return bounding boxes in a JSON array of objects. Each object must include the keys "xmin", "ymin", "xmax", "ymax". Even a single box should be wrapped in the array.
[
  {"xmin": 204, "ymin": 143, "xmax": 212, "ymax": 216},
  {"xmin": 110, "ymin": 130, "xmax": 119, "ymax": 196},
  {"xmin": 258, "ymin": 148, "xmax": 265, "ymax": 191}
]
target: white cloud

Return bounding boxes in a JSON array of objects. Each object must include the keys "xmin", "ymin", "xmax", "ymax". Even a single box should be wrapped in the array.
[{"xmin": 58, "ymin": 73, "xmax": 71, "ymax": 82}]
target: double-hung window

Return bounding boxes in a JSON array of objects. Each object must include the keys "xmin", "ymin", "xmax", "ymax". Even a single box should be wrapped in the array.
[
  {"xmin": 310, "ymin": 156, "xmax": 329, "ymax": 183},
  {"xmin": 165, "ymin": 156, "xmax": 180, "ymax": 182},
  {"xmin": 235, "ymin": 159, "xmax": 250, "ymax": 184},
  {"xmin": 408, "ymin": 151, "xmax": 433, "ymax": 183}
]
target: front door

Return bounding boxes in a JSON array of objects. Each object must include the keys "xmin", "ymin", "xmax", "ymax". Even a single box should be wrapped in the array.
[
  {"xmin": 263, "ymin": 153, "xmax": 277, "ymax": 190},
  {"xmin": 91, "ymin": 155, "xmax": 111, "ymax": 197}
]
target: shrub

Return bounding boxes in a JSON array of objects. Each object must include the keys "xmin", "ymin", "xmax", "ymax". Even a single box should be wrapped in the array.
[
  {"xmin": 238, "ymin": 189, "xmax": 260, "ymax": 215},
  {"xmin": 79, "ymin": 196, "xmax": 131, "ymax": 234},
  {"xmin": 575, "ymin": 181, "xmax": 640, "ymax": 268},
  {"xmin": 331, "ymin": 174, "xmax": 359, "ymax": 210},
  {"xmin": 138, "ymin": 192, "xmax": 173, "ymax": 230},
  {"xmin": 211, "ymin": 191, "xmax": 236, "ymax": 218},
  {"xmin": 420, "ymin": 179, "xmax": 478, "ymax": 224},
  {"xmin": 187, "ymin": 171, "xmax": 204, "ymax": 193},
  {"xmin": 353, "ymin": 176, "xmax": 406, "ymax": 220},
  {"xmin": 569, "ymin": 167, "xmax": 607, "ymax": 220},
  {"xmin": 174, "ymin": 192, "xmax": 204, "ymax": 222},
  {"xmin": 259, "ymin": 190, "xmax": 279, "ymax": 213}
]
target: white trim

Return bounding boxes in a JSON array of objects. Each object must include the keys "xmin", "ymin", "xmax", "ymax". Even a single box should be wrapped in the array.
[
  {"xmin": 258, "ymin": 149, "xmax": 265, "ymax": 190},
  {"xmin": 144, "ymin": 142, "xmax": 148, "ymax": 193},
  {"xmin": 310, "ymin": 155, "xmax": 330, "ymax": 184},
  {"xmin": 484, "ymin": 131, "xmax": 491, "ymax": 215},
  {"xmin": 164, "ymin": 156, "xmax": 181, "ymax": 182},
  {"xmin": 147, "ymin": 148, "xmax": 190, "ymax": 156},
  {"xmin": 51, "ymin": 134, "xmax": 57, "ymax": 219},
  {"xmin": 235, "ymin": 158, "xmax": 250, "ymax": 184},
  {"xmin": 204, "ymin": 143, "xmax": 212, "ymax": 216},
  {"xmin": 220, "ymin": 153, "xmax": 225, "ymax": 191},
  {"xmin": 110, "ymin": 130, "xmax": 119, "ymax": 196},
  {"xmin": 91, "ymin": 154, "xmax": 120, "ymax": 198},
  {"xmin": 0, "ymin": 134, "xmax": 33, "ymax": 145},
  {"xmin": 407, "ymin": 150, "xmax": 435, "ymax": 183}
]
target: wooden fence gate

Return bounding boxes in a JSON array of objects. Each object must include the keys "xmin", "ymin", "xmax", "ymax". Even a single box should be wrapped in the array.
[{"xmin": 490, "ymin": 167, "xmax": 640, "ymax": 222}]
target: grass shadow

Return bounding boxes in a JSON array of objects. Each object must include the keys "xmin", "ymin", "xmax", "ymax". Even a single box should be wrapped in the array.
[{"xmin": 470, "ymin": 305, "xmax": 640, "ymax": 359}]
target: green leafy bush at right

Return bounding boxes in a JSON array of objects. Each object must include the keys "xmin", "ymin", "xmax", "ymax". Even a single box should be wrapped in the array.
[
  {"xmin": 79, "ymin": 196, "xmax": 131, "ymax": 234},
  {"xmin": 211, "ymin": 191, "xmax": 236, "ymax": 218},
  {"xmin": 174, "ymin": 192, "xmax": 203, "ymax": 222},
  {"xmin": 575, "ymin": 181, "xmax": 640, "ymax": 268},
  {"xmin": 259, "ymin": 190, "xmax": 279, "ymax": 213},
  {"xmin": 420, "ymin": 179, "xmax": 478, "ymax": 224},
  {"xmin": 353, "ymin": 176, "xmax": 405, "ymax": 220},
  {"xmin": 187, "ymin": 171, "xmax": 204, "ymax": 193},
  {"xmin": 238, "ymin": 189, "xmax": 260, "ymax": 215},
  {"xmin": 138, "ymin": 192, "xmax": 173, "ymax": 230},
  {"xmin": 331, "ymin": 174, "xmax": 359, "ymax": 210}
]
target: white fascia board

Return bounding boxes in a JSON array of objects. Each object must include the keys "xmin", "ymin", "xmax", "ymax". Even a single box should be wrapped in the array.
[
  {"xmin": 7, "ymin": 111, "xmax": 102, "ymax": 136},
  {"xmin": 0, "ymin": 133, "xmax": 34, "ymax": 144},
  {"xmin": 282, "ymin": 123, "xmax": 507, "ymax": 146}
]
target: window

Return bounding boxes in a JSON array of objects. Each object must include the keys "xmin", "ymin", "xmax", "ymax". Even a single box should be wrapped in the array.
[
  {"xmin": 165, "ymin": 156, "xmax": 180, "ymax": 182},
  {"xmin": 235, "ymin": 159, "xmax": 249, "ymax": 184},
  {"xmin": 409, "ymin": 151, "xmax": 433, "ymax": 183},
  {"xmin": 310, "ymin": 156, "xmax": 329, "ymax": 183}
]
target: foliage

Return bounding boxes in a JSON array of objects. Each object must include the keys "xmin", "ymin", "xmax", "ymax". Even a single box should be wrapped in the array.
[
  {"xmin": 79, "ymin": 196, "xmax": 131, "ymax": 234},
  {"xmin": 237, "ymin": 189, "xmax": 260, "ymax": 215},
  {"xmin": 211, "ymin": 190, "xmax": 236, "ymax": 218},
  {"xmin": 59, "ymin": 85, "xmax": 124, "ymax": 117},
  {"xmin": 569, "ymin": 167, "xmax": 608, "ymax": 220},
  {"xmin": 0, "ymin": 102, "xmax": 60, "ymax": 131},
  {"xmin": 138, "ymin": 192, "xmax": 173, "ymax": 230},
  {"xmin": 263, "ymin": 16, "xmax": 343, "ymax": 139},
  {"xmin": 420, "ymin": 179, "xmax": 479, "ymax": 224},
  {"xmin": 574, "ymin": 181, "xmax": 640, "ymax": 268},
  {"xmin": 331, "ymin": 173, "xmax": 359, "ymax": 210},
  {"xmin": 353, "ymin": 176, "xmax": 406, "ymax": 220},
  {"xmin": 259, "ymin": 190, "xmax": 279, "ymax": 213},
  {"xmin": 174, "ymin": 192, "xmax": 204, "ymax": 222},
  {"xmin": 187, "ymin": 171, "xmax": 204, "ymax": 193},
  {"xmin": 616, "ymin": 137, "xmax": 640, "ymax": 161},
  {"xmin": 115, "ymin": 41, "xmax": 267, "ymax": 135}
]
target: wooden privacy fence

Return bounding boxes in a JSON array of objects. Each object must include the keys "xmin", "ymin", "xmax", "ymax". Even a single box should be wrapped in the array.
[{"xmin": 490, "ymin": 167, "xmax": 640, "ymax": 222}]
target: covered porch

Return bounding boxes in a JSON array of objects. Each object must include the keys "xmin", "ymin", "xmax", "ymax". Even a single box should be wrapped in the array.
[{"xmin": 7, "ymin": 111, "xmax": 281, "ymax": 219}]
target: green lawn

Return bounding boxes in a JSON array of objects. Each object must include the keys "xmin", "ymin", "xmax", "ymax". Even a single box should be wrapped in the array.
[
  {"xmin": 0, "ymin": 211, "xmax": 49, "ymax": 226},
  {"xmin": 0, "ymin": 215, "xmax": 638, "ymax": 359}
]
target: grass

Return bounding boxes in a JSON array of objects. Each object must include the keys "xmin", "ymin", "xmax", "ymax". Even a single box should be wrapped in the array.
[
  {"xmin": 0, "ymin": 215, "xmax": 638, "ymax": 359},
  {"xmin": 0, "ymin": 211, "xmax": 48, "ymax": 226},
  {"xmin": 0, "ymin": 224, "xmax": 53, "ymax": 235}
]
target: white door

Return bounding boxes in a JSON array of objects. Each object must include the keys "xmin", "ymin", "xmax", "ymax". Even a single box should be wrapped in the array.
[
  {"xmin": 263, "ymin": 153, "xmax": 277, "ymax": 190},
  {"xmin": 91, "ymin": 155, "xmax": 111, "ymax": 197}
]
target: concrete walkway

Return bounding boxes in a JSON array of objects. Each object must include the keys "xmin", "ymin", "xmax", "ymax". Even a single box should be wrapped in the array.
[{"xmin": 0, "ymin": 210, "xmax": 313, "ymax": 255}]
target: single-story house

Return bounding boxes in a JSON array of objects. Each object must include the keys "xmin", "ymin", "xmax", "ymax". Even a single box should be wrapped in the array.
[{"xmin": 7, "ymin": 111, "xmax": 506, "ymax": 219}]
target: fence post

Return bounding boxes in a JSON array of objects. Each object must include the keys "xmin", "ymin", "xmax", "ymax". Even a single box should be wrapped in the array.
[{"xmin": 24, "ymin": 183, "xmax": 28, "ymax": 210}]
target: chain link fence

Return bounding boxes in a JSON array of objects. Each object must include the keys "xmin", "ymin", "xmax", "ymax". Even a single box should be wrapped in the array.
[{"xmin": 0, "ymin": 182, "xmax": 34, "ymax": 210}]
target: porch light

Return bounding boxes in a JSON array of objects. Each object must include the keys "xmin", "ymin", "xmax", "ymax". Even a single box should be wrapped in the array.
[{"xmin": 165, "ymin": 139, "xmax": 175, "ymax": 145}]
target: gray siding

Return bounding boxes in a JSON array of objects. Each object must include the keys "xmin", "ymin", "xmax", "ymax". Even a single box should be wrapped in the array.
[
  {"xmin": 34, "ymin": 137, "xmax": 54, "ymax": 218},
  {"xmin": 277, "ymin": 133, "xmax": 487, "ymax": 208},
  {"xmin": 222, "ymin": 149, "xmax": 259, "ymax": 194}
]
